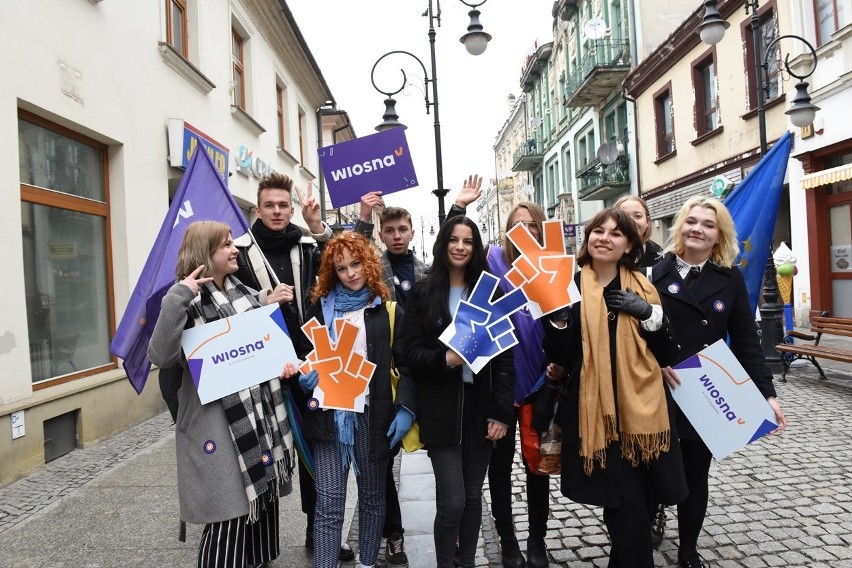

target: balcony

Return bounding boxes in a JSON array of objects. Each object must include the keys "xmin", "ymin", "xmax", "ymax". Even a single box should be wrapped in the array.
[
  {"xmin": 577, "ymin": 154, "xmax": 630, "ymax": 201},
  {"xmin": 512, "ymin": 135, "xmax": 544, "ymax": 172},
  {"xmin": 519, "ymin": 42, "xmax": 553, "ymax": 91},
  {"xmin": 564, "ymin": 39, "xmax": 630, "ymax": 108},
  {"xmin": 554, "ymin": 0, "xmax": 579, "ymax": 21}
]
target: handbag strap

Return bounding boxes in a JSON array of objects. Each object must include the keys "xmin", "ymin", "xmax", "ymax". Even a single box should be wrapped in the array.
[{"xmin": 387, "ymin": 300, "xmax": 396, "ymax": 346}]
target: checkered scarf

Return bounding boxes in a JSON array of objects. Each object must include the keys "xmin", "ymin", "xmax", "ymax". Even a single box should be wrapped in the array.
[{"xmin": 188, "ymin": 276, "xmax": 295, "ymax": 522}]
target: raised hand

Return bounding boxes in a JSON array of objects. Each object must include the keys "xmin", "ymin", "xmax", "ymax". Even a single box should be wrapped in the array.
[
  {"xmin": 454, "ymin": 174, "xmax": 483, "ymax": 209},
  {"xmin": 295, "ymin": 181, "xmax": 324, "ymax": 233},
  {"xmin": 359, "ymin": 191, "xmax": 384, "ymax": 222},
  {"xmin": 179, "ymin": 265, "xmax": 214, "ymax": 295}
]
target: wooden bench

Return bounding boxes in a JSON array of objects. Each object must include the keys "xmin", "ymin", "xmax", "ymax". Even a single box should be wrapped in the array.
[{"xmin": 775, "ymin": 313, "xmax": 852, "ymax": 382}]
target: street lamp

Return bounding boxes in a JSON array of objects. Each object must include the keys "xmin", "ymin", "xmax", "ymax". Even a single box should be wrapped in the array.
[
  {"xmin": 420, "ymin": 215, "xmax": 437, "ymax": 263},
  {"xmin": 699, "ymin": 0, "xmax": 820, "ymax": 369},
  {"xmin": 371, "ymin": 0, "xmax": 491, "ymax": 224}
]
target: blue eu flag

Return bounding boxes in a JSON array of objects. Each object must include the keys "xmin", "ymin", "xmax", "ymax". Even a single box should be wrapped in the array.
[{"xmin": 723, "ymin": 130, "xmax": 793, "ymax": 315}]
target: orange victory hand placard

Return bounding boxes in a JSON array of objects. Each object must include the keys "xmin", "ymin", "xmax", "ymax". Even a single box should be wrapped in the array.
[
  {"xmin": 299, "ymin": 317, "xmax": 376, "ymax": 412},
  {"xmin": 506, "ymin": 219, "xmax": 581, "ymax": 319}
]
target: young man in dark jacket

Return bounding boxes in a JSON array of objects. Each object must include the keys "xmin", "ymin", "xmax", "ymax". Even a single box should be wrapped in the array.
[{"xmin": 233, "ymin": 172, "xmax": 357, "ymax": 562}]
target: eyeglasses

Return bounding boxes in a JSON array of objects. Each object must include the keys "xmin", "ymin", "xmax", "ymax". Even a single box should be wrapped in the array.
[{"xmin": 512, "ymin": 221, "xmax": 539, "ymax": 230}]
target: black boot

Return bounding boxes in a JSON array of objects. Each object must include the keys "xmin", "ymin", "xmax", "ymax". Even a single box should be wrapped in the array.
[
  {"xmin": 526, "ymin": 537, "xmax": 548, "ymax": 568},
  {"xmin": 651, "ymin": 504, "xmax": 666, "ymax": 550},
  {"xmin": 500, "ymin": 536, "xmax": 526, "ymax": 568}
]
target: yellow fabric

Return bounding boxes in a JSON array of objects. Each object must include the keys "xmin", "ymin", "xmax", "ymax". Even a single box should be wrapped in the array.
[
  {"xmin": 387, "ymin": 301, "xmax": 424, "ymax": 452},
  {"xmin": 578, "ymin": 265, "xmax": 670, "ymax": 475},
  {"xmin": 801, "ymin": 163, "xmax": 852, "ymax": 189}
]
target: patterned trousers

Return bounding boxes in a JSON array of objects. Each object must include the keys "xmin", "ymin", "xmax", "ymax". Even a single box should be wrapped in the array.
[{"xmin": 197, "ymin": 494, "xmax": 279, "ymax": 568}]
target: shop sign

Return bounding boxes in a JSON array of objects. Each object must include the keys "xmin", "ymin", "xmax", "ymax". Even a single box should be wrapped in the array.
[
  {"xmin": 167, "ymin": 119, "xmax": 229, "ymax": 180},
  {"xmin": 234, "ymin": 145, "xmax": 277, "ymax": 180}
]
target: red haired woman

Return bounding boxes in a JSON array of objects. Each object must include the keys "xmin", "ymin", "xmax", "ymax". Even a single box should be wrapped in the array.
[{"xmin": 295, "ymin": 232, "xmax": 416, "ymax": 568}]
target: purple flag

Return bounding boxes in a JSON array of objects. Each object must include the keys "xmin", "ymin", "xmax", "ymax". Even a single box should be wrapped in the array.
[
  {"xmin": 318, "ymin": 127, "xmax": 418, "ymax": 207},
  {"xmin": 110, "ymin": 146, "xmax": 249, "ymax": 394}
]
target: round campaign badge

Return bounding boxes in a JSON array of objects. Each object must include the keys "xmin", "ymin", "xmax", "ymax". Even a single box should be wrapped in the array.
[
  {"xmin": 307, "ymin": 398, "xmax": 320, "ymax": 411},
  {"xmin": 668, "ymin": 282, "xmax": 681, "ymax": 294},
  {"xmin": 401, "ymin": 280, "xmax": 412, "ymax": 291},
  {"xmin": 713, "ymin": 299, "xmax": 726, "ymax": 313},
  {"xmin": 203, "ymin": 440, "xmax": 217, "ymax": 454},
  {"xmin": 261, "ymin": 450, "xmax": 273, "ymax": 466}
]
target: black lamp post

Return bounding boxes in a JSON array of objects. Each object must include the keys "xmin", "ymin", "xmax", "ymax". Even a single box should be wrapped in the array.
[
  {"xmin": 699, "ymin": 0, "xmax": 819, "ymax": 369},
  {"xmin": 371, "ymin": 0, "xmax": 491, "ymax": 224}
]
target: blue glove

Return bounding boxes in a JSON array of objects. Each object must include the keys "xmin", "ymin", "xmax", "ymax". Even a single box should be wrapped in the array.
[
  {"xmin": 387, "ymin": 407, "xmax": 415, "ymax": 448},
  {"xmin": 298, "ymin": 370, "xmax": 319, "ymax": 393}
]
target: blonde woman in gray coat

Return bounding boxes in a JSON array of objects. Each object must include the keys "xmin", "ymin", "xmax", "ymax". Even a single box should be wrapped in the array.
[{"xmin": 149, "ymin": 220, "xmax": 296, "ymax": 568}]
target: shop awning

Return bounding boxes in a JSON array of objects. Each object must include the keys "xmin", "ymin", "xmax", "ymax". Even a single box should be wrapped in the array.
[{"xmin": 801, "ymin": 163, "xmax": 852, "ymax": 189}]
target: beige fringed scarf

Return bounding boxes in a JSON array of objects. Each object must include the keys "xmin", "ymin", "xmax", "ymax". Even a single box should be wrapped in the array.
[{"xmin": 579, "ymin": 264, "xmax": 670, "ymax": 475}]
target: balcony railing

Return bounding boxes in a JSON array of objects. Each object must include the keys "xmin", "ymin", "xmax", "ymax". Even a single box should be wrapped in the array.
[
  {"xmin": 512, "ymin": 134, "xmax": 544, "ymax": 172},
  {"xmin": 564, "ymin": 39, "xmax": 630, "ymax": 108},
  {"xmin": 577, "ymin": 154, "xmax": 630, "ymax": 201}
]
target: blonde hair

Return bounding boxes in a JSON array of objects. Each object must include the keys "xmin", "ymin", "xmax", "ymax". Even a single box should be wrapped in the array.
[
  {"xmin": 614, "ymin": 194, "xmax": 653, "ymax": 242},
  {"xmin": 175, "ymin": 221, "xmax": 232, "ymax": 279},
  {"xmin": 665, "ymin": 196, "xmax": 739, "ymax": 268}
]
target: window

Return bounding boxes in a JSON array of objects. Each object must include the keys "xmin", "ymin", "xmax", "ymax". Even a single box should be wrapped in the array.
[
  {"xmin": 693, "ymin": 52, "xmax": 719, "ymax": 135},
  {"xmin": 18, "ymin": 112, "xmax": 114, "ymax": 387},
  {"xmin": 298, "ymin": 108, "xmax": 307, "ymax": 164},
  {"xmin": 817, "ymin": 0, "xmax": 846, "ymax": 46},
  {"xmin": 231, "ymin": 28, "xmax": 245, "ymax": 109},
  {"xmin": 743, "ymin": 4, "xmax": 779, "ymax": 110},
  {"xmin": 654, "ymin": 83, "xmax": 675, "ymax": 158},
  {"xmin": 165, "ymin": 0, "xmax": 187, "ymax": 57},
  {"xmin": 575, "ymin": 124, "xmax": 596, "ymax": 171},
  {"xmin": 561, "ymin": 145, "xmax": 572, "ymax": 196},
  {"xmin": 276, "ymin": 82, "xmax": 287, "ymax": 149}
]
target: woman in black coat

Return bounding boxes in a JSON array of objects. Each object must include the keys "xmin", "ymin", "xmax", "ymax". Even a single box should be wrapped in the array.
[
  {"xmin": 544, "ymin": 208, "xmax": 686, "ymax": 568},
  {"xmin": 648, "ymin": 196, "xmax": 787, "ymax": 568},
  {"xmin": 397, "ymin": 216, "xmax": 515, "ymax": 568}
]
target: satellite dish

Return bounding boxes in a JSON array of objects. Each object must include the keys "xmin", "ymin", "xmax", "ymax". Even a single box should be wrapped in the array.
[
  {"xmin": 584, "ymin": 17, "xmax": 607, "ymax": 40},
  {"xmin": 596, "ymin": 142, "xmax": 619, "ymax": 165},
  {"xmin": 530, "ymin": 117, "xmax": 543, "ymax": 128},
  {"xmin": 522, "ymin": 184, "xmax": 535, "ymax": 196}
]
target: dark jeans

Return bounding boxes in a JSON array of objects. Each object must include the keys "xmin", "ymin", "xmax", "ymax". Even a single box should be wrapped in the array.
[
  {"xmin": 383, "ymin": 456, "xmax": 404, "ymax": 537},
  {"xmin": 488, "ymin": 409, "xmax": 551, "ymax": 542},
  {"xmin": 677, "ymin": 439, "xmax": 713, "ymax": 553},
  {"xmin": 428, "ymin": 389, "xmax": 493, "ymax": 568}
]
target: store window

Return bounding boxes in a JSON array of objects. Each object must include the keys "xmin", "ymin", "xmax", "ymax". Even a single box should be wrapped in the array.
[{"xmin": 18, "ymin": 113, "xmax": 113, "ymax": 386}]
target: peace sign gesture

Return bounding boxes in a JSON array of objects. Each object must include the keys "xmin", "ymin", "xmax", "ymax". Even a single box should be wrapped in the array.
[
  {"xmin": 294, "ymin": 180, "xmax": 324, "ymax": 233},
  {"xmin": 179, "ymin": 265, "xmax": 214, "ymax": 295}
]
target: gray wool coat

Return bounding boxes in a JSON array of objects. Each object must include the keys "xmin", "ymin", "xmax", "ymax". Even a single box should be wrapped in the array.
[{"xmin": 148, "ymin": 283, "xmax": 287, "ymax": 525}]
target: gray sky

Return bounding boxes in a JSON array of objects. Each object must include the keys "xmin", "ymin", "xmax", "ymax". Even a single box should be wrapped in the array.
[{"xmin": 287, "ymin": 0, "xmax": 554, "ymax": 258}]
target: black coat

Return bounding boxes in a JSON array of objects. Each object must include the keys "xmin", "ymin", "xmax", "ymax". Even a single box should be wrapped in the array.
[
  {"xmin": 649, "ymin": 253, "xmax": 777, "ymax": 440},
  {"xmin": 543, "ymin": 272, "xmax": 687, "ymax": 509},
  {"xmin": 398, "ymin": 280, "xmax": 515, "ymax": 447},
  {"xmin": 639, "ymin": 240, "xmax": 663, "ymax": 268},
  {"xmin": 299, "ymin": 299, "xmax": 415, "ymax": 463}
]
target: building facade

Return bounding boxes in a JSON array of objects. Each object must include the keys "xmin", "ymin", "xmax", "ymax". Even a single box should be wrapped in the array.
[{"xmin": 2, "ymin": 0, "xmax": 343, "ymax": 486}]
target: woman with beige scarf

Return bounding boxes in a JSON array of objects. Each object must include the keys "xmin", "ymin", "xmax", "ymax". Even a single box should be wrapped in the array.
[{"xmin": 543, "ymin": 208, "xmax": 687, "ymax": 568}]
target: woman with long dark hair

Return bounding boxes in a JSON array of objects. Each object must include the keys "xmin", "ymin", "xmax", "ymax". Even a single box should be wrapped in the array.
[
  {"xmin": 543, "ymin": 208, "xmax": 686, "ymax": 568},
  {"xmin": 398, "ymin": 215, "xmax": 515, "ymax": 568},
  {"xmin": 614, "ymin": 194, "xmax": 663, "ymax": 269}
]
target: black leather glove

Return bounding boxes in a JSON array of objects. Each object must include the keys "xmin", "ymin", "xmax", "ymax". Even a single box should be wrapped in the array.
[{"xmin": 605, "ymin": 288, "xmax": 653, "ymax": 320}]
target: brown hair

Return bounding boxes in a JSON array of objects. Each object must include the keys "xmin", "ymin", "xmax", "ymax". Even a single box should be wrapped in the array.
[
  {"xmin": 311, "ymin": 232, "xmax": 390, "ymax": 302},
  {"xmin": 256, "ymin": 172, "xmax": 293, "ymax": 205},
  {"xmin": 502, "ymin": 201, "xmax": 547, "ymax": 264},
  {"xmin": 175, "ymin": 221, "xmax": 231, "ymax": 279},
  {"xmin": 614, "ymin": 194, "xmax": 653, "ymax": 242},
  {"xmin": 379, "ymin": 206, "xmax": 412, "ymax": 229},
  {"xmin": 576, "ymin": 208, "xmax": 643, "ymax": 270}
]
